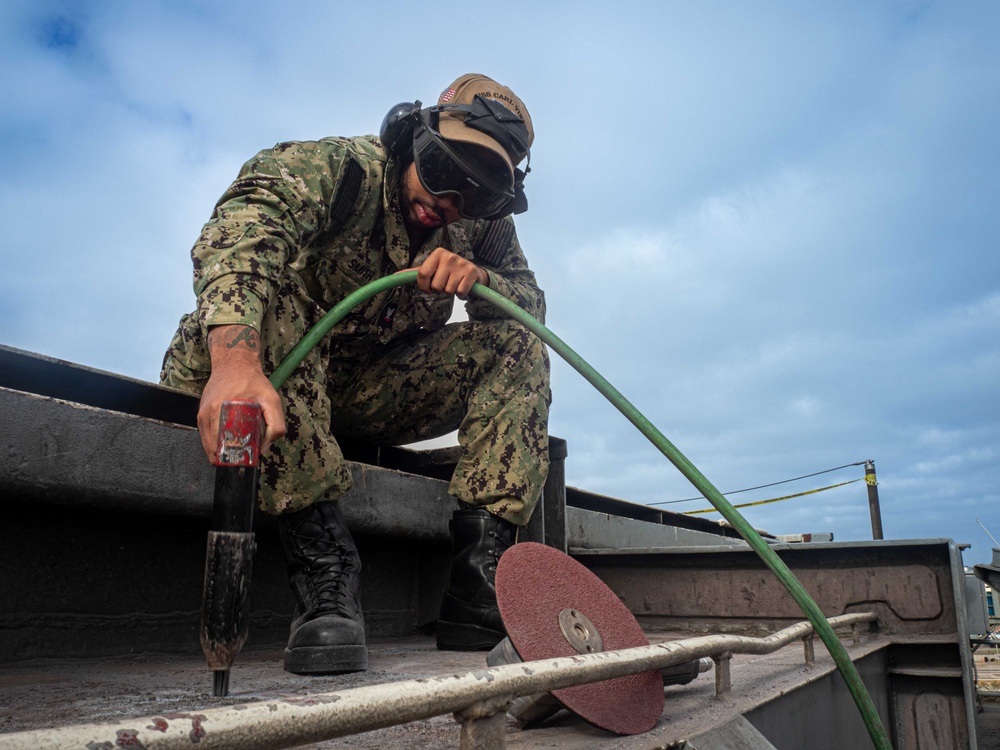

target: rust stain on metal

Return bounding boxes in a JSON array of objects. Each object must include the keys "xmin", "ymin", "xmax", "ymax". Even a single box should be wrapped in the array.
[
  {"xmin": 114, "ymin": 728, "xmax": 147, "ymax": 748},
  {"xmin": 162, "ymin": 713, "xmax": 207, "ymax": 743}
]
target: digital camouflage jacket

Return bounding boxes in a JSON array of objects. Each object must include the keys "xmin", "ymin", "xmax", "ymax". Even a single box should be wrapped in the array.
[{"xmin": 191, "ymin": 135, "xmax": 545, "ymax": 358}]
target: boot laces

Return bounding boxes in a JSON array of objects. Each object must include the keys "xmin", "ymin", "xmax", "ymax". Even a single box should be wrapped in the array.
[
  {"xmin": 310, "ymin": 548, "xmax": 356, "ymax": 617},
  {"xmin": 290, "ymin": 527, "xmax": 358, "ymax": 618},
  {"xmin": 487, "ymin": 527, "xmax": 514, "ymax": 572}
]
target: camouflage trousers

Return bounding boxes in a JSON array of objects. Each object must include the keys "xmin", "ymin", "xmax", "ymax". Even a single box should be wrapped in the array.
[{"xmin": 160, "ymin": 299, "xmax": 550, "ymax": 525}]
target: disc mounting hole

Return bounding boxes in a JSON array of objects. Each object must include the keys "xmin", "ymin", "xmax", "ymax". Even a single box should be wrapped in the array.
[{"xmin": 558, "ymin": 608, "xmax": 604, "ymax": 655}]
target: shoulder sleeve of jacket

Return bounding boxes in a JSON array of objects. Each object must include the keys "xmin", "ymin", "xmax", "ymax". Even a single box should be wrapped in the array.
[
  {"xmin": 192, "ymin": 138, "xmax": 372, "ymax": 333},
  {"xmin": 464, "ymin": 216, "xmax": 546, "ymax": 324}
]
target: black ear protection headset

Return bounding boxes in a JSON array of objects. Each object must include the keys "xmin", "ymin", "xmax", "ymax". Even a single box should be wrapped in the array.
[
  {"xmin": 379, "ymin": 100, "xmax": 424, "ymax": 157},
  {"xmin": 379, "ymin": 98, "xmax": 529, "ymax": 220}
]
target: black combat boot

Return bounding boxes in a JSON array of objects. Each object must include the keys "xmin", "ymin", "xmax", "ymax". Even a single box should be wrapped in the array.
[
  {"xmin": 436, "ymin": 508, "xmax": 517, "ymax": 651},
  {"xmin": 277, "ymin": 500, "xmax": 367, "ymax": 674}
]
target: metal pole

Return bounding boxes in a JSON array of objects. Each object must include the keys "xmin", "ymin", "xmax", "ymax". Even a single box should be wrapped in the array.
[
  {"xmin": 0, "ymin": 614, "xmax": 877, "ymax": 750},
  {"xmin": 865, "ymin": 460, "xmax": 883, "ymax": 540}
]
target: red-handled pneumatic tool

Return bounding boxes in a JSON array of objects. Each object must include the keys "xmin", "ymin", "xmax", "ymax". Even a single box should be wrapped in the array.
[{"xmin": 200, "ymin": 400, "xmax": 263, "ymax": 697}]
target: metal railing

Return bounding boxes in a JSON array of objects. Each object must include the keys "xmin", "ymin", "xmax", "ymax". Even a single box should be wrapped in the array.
[{"xmin": 0, "ymin": 612, "xmax": 877, "ymax": 750}]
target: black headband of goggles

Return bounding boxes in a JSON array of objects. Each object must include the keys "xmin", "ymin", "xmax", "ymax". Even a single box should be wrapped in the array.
[{"xmin": 430, "ymin": 95, "xmax": 530, "ymax": 167}]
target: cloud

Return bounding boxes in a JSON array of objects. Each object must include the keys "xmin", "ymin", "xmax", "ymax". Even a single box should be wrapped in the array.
[{"xmin": 1, "ymin": 0, "xmax": 998, "ymax": 566}]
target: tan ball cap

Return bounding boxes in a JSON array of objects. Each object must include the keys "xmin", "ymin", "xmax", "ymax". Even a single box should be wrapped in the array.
[{"xmin": 436, "ymin": 73, "xmax": 533, "ymax": 177}]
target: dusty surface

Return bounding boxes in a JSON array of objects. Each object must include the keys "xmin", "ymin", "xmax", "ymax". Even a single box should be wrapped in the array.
[
  {"xmin": 0, "ymin": 638, "xmax": 488, "ymax": 747},
  {"xmin": 1, "ymin": 633, "xmax": 989, "ymax": 749},
  {"xmin": 977, "ymin": 652, "xmax": 1000, "ymax": 749}
]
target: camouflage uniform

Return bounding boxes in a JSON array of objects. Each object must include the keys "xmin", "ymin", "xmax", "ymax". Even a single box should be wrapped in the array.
[{"xmin": 161, "ymin": 136, "xmax": 550, "ymax": 525}]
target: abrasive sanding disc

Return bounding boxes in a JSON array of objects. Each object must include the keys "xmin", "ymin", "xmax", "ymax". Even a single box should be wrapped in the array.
[{"xmin": 495, "ymin": 542, "xmax": 664, "ymax": 734}]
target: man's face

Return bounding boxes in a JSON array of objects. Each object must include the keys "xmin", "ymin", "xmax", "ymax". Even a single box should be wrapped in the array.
[{"xmin": 401, "ymin": 162, "xmax": 461, "ymax": 230}]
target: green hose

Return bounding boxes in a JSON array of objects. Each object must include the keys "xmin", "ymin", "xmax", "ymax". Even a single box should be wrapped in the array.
[{"xmin": 270, "ymin": 271, "xmax": 892, "ymax": 750}]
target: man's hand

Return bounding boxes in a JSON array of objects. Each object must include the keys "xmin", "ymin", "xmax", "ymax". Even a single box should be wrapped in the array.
[
  {"xmin": 198, "ymin": 325, "xmax": 287, "ymax": 464},
  {"xmin": 408, "ymin": 247, "xmax": 488, "ymax": 299}
]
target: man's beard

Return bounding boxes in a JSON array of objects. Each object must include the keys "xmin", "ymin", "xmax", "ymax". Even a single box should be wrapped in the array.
[
  {"xmin": 395, "ymin": 167, "xmax": 409, "ymax": 219},
  {"xmin": 397, "ymin": 161, "xmax": 419, "ymax": 229}
]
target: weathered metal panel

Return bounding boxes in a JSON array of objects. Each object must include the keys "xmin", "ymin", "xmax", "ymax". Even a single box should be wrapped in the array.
[
  {"xmin": 576, "ymin": 541, "xmax": 977, "ymax": 749},
  {"xmin": 0, "ymin": 386, "xmax": 213, "ymax": 515},
  {"xmin": 0, "ymin": 385, "xmax": 461, "ymax": 661},
  {"xmin": 965, "ymin": 574, "xmax": 990, "ymax": 635},
  {"xmin": 0, "ymin": 344, "xmax": 200, "ymax": 425},
  {"xmin": 566, "ymin": 485, "xmax": 744, "ymax": 540},
  {"xmin": 575, "ymin": 541, "xmax": 962, "ymax": 637},
  {"xmin": 568, "ymin": 507, "xmax": 746, "ymax": 551},
  {"xmin": 0, "ymin": 387, "xmax": 455, "ymax": 540},
  {"xmin": 0, "ymin": 499, "xmax": 450, "ymax": 661},
  {"xmin": 683, "ymin": 715, "xmax": 780, "ymax": 749},
  {"xmin": 743, "ymin": 650, "xmax": 891, "ymax": 750},
  {"xmin": 890, "ymin": 674, "xmax": 971, "ymax": 749}
]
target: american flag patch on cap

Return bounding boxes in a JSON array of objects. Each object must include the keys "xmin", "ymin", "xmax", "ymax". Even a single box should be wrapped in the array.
[{"xmin": 439, "ymin": 87, "xmax": 456, "ymax": 103}]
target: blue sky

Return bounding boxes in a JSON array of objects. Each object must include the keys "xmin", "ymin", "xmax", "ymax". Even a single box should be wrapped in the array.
[{"xmin": 2, "ymin": 1, "xmax": 998, "ymax": 565}]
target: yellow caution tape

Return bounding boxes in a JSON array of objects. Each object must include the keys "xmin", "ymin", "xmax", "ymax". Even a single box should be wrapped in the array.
[
  {"xmin": 865, "ymin": 472, "xmax": 877, "ymax": 487},
  {"xmin": 684, "ymin": 478, "xmax": 864, "ymax": 515}
]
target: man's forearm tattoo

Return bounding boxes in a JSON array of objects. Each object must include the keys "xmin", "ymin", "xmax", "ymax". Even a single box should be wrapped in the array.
[
  {"xmin": 210, "ymin": 327, "xmax": 260, "ymax": 353},
  {"xmin": 226, "ymin": 327, "xmax": 259, "ymax": 350}
]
